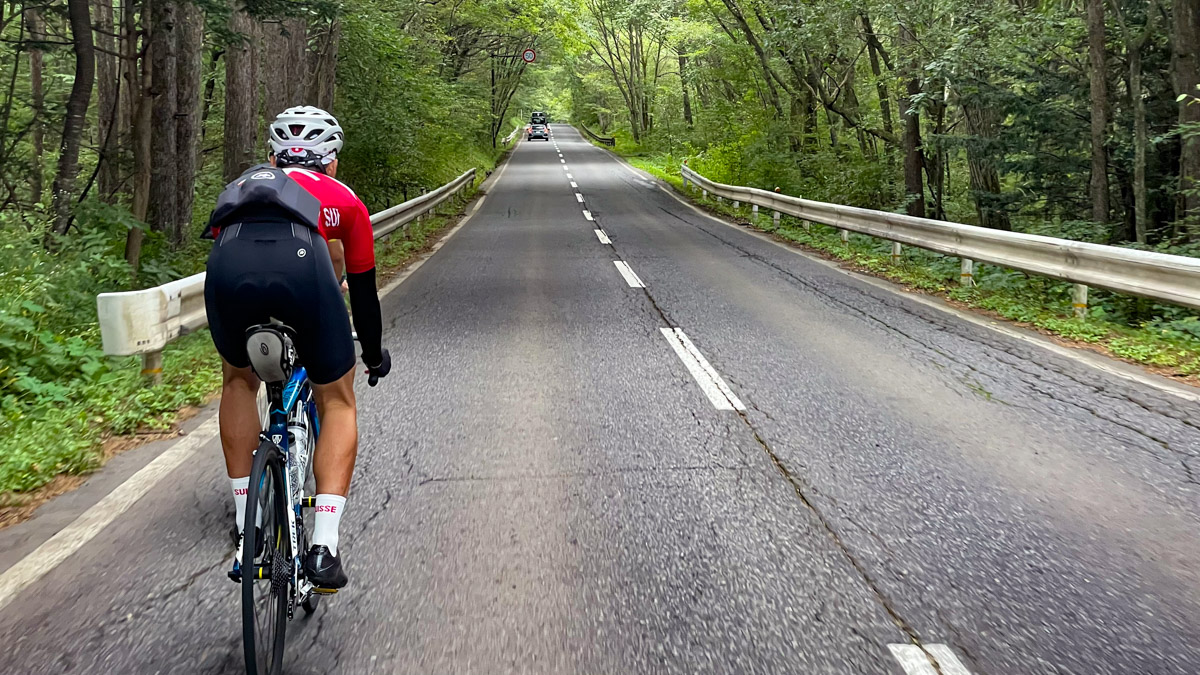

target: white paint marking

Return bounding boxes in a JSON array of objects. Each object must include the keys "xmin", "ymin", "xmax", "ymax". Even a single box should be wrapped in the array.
[
  {"xmin": 889, "ymin": 645, "xmax": 972, "ymax": 675},
  {"xmin": 0, "ymin": 416, "xmax": 221, "ymax": 612},
  {"xmin": 560, "ymin": 158, "xmax": 566, "ymax": 164},
  {"xmin": 613, "ymin": 260, "xmax": 645, "ymax": 288},
  {"xmin": 595, "ymin": 229, "xmax": 611, "ymax": 244},
  {"xmin": 659, "ymin": 328, "xmax": 746, "ymax": 411},
  {"xmin": 575, "ymin": 193, "xmax": 585, "ymax": 203},
  {"xmin": 566, "ymin": 173, "xmax": 573, "ymax": 180},
  {"xmin": 562, "ymin": 166, "xmax": 569, "ymax": 171},
  {"xmin": 582, "ymin": 210, "xmax": 593, "ymax": 221},
  {"xmin": 570, "ymin": 181, "xmax": 578, "ymax": 189}
]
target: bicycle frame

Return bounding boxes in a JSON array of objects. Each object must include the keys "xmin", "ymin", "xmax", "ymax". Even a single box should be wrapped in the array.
[{"xmin": 262, "ymin": 366, "xmax": 320, "ymax": 615}]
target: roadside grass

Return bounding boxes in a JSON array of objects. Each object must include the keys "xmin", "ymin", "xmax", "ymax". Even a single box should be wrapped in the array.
[
  {"xmin": 624, "ymin": 152, "xmax": 1200, "ymax": 381},
  {"xmin": 1, "ymin": 156, "xmax": 504, "ymax": 505}
]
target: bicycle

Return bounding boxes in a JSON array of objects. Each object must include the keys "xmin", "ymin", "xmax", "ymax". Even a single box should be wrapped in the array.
[{"xmin": 237, "ymin": 322, "xmax": 326, "ymax": 675}]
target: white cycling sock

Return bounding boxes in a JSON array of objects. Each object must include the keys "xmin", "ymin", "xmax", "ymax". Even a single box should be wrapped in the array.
[
  {"xmin": 312, "ymin": 494, "xmax": 347, "ymax": 556},
  {"xmin": 230, "ymin": 476, "xmax": 250, "ymax": 533}
]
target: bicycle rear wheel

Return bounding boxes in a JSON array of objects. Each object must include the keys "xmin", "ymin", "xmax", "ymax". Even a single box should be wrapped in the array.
[{"xmin": 242, "ymin": 440, "xmax": 290, "ymax": 675}]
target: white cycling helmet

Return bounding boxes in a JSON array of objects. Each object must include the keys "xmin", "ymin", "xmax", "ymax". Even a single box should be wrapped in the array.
[{"xmin": 268, "ymin": 106, "xmax": 344, "ymax": 167}]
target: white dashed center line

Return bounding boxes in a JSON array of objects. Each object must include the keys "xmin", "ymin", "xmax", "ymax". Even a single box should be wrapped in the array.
[
  {"xmin": 575, "ymin": 193, "xmax": 584, "ymax": 203},
  {"xmin": 570, "ymin": 181, "xmax": 578, "ymax": 188},
  {"xmin": 889, "ymin": 645, "xmax": 972, "ymax": 675},
  {"xmin": 560, "ymin": 158, "xmax": 566, "ymax": 164},
  {"xmin": 562, "ymin": 166, "xmax": 569, "ymax": 171},
  {"xmin": 613, "ymin": 260, "xmax": 645, "ymax": 288},
  {"xmin": 566, "ymin": 173, "xmax": 573, "ymax": 179},
  {"xmin": 582, "ymin": 210, "xmax": 593, "ymax": 221},
  {"xmin": 595, "ymin": 229, "xmax": 611, "ymax": 244},
  {"xmin": 659, "ymin": 328, "xmax": 745, "ymax": 411}
]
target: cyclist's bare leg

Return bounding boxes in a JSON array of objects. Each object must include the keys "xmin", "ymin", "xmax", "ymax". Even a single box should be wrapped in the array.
[
  {"xmin": 311, "ymin": 368, "xmax": 358, "ymax": 496},
  {"xmin": 220, "ymin": 360, "xmax": 261, "ymax": 478}
]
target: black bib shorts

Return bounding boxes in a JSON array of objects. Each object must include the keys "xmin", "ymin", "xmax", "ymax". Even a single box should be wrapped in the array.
[{"xmin": 204, "ymin": 221, "xmax": 356, "ymax": 385}]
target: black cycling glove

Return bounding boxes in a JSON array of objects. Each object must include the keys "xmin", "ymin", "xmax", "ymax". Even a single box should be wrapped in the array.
[{"xmin": 365, "ymin": 349, "xmax": 391, "ymax": 387}]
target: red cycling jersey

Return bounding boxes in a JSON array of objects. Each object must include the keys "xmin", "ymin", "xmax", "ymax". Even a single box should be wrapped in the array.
[{"xmin": 282, "ymin": 167, "xmax": 376, "ymax": 274}]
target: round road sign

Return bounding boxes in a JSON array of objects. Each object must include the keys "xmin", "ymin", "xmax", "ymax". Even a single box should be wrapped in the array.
[{"xmin": 522, "ymin": 49, "xmax": 537, "ymax": 63}]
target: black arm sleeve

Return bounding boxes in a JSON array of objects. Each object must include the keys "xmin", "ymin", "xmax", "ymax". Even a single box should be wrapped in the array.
[{"xmin": 346, "ymin": 267, "xmax": 384, "ymax": 365}]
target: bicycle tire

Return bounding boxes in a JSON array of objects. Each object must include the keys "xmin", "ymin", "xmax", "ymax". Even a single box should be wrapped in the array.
[{"xmin": 242, "ymin": 440, "xmax": 290, "ymax": 675}]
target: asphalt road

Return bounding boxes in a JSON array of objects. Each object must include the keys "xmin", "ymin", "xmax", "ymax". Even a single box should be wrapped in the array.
[{"xmin": 2, "ymin": 125, "xmax": 1199, "ymax": 674}]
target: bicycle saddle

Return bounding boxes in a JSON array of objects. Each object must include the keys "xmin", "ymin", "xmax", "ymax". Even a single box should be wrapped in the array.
[{"xmin": 245, "ymin": 322, "xmax": 298, "ymax": 384}]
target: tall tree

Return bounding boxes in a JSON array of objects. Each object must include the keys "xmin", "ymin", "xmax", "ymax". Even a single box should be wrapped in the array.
[
  {"xmin": 1087, "ymin": 0, "xmax": 1111, "ymax": 225},
  {"xmin": 148, "ymin": 0, "xmax": 180, "ymax": 237},
  {"xmin": 51, "ymin": 0, "xmax": 96, "ymax": 235},
  {"xmin": 224, "ymin": 7, "xmax": 259, "ymax": 181},
  {"xmin": 25, "ymin": 8, "xmax": 44, "ymax": 206},
  {"xmin": 1174, "ymin": 0, "xmax": 1200, "ymax": 237},
  {"xmin": 175, "ymin": 0, "xmax": 203, "ymax": 242}
]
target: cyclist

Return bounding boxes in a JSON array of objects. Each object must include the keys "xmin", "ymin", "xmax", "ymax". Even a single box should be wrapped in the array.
[{"xmin": 203, "ymin": 106, "xmax": 390, "ymax": 589}]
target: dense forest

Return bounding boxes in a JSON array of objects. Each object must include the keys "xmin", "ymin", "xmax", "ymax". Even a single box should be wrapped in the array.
[
  {"xmin": 4, "ymin": 0, "xmax": 1200, "ymax": 498},
  {"xmin": 559, "ymin": 0, "xmax": 1200, "ymax": 252},
  {"xmin": 0, "ymin": 0, "xmax": 546, "ymax": 496}
]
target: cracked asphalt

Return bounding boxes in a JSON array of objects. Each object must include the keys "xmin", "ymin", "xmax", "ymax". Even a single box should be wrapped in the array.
[{"xmin": 2, "ymin": 125, "xmax": 1199, "ymax": 674}]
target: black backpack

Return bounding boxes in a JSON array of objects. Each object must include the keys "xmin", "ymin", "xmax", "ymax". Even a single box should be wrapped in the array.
[{"xmin": 202, "ymin": 166, "xmax": 321, "ymax": 239}]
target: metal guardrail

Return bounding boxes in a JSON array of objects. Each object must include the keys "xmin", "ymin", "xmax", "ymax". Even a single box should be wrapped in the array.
[
  {"xmin": 502, "ymin": 126, "xmax": 521, "ymax": 145},
  {"xmin": 681, "ymin": 164, "xmax": 1200, "ymax": 314},
  {"xmin": 580, "ymin": 124, "xmax": 615, "ymax": 147},
  {"xmin": 97, "ymin": 168, "xmax": 477, "ymax": 379}
]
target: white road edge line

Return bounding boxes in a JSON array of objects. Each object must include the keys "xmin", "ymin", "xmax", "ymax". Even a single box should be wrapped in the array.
[
  {"xmin": 613, "ymin": 260, "xmax": 645, "ymax": 288},
  {"xmin": 0, "ymin": 416, "xmax": 220, "ymax": 613},
  {"xmin": 0, "ymin": 149, "xmax": 511, "ymax": 614},
  {"xmin": 889, "ymin": 644, "xmax": 972, "ymax": 675},
  {"xmin": 582, "ymin": 209, "xmax": 593, "ymax": 221},
  {"xmin": 595, "ymin": 229, "xmax": 611, "ymax": 244},
  {"xmin": 575, "ymin": 193, "xmax": 585, "ymax": 203},
  {"xmin": 660, "ymin": 327, "xmax": 746, "ymax": 411}
]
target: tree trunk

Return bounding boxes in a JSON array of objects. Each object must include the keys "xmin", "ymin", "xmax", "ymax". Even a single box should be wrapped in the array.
[
  {"xmin": 50, "ymin": 0, "xmax": 96, "ymax": 236},
  {"xmin": 311, "ymin": 20, "xmax": 340, "ymax": 111},
  {"xmin": 1174, "ymin": 0, "xmax": 1200, "ymax": 238},
  {"xmin": 148, "ymin": 0, "xmax": 178, "ymax": 236},
  {"xmin": 963, "ymin": 102, "xmax": 1011, "ymax": 230},
  {"xmin": 200, "ymin": 47, "xmax": 222, "ymax": 140},
  {"xmin": 175, "ymin": 0, "xmax": 202, "ymax": 243},
  {"xmin": 224, "ymin": 7, "xmax": 259, "ymax": 181},
  {"xmin": 25, "ymin": 9, "xmax": 44, "ymax": 206},
  {"xmin": 900, "ymin": 24, "xmax": 925, "ymax": 218},
  {"xmin": 863, "ymin": 12, "xmax": 894, "ymax": 139},
  {"xmin": 679, "ymin": 54, "xmax": 693, "ymax": 127},
  {"xmin": 94, "ymin": 0, "xmax": 119, "ymax": 200},
  {"xmin": 1087, "ymin": 0, "xmax": 1111, "ymax": 224},
  {"xmin": 126, "ymin": 47, "xmax": 153, "ymax": 271},
  {"xmin": 262, "ymin": 21, "xmax": 288, "ymax": 122},
  {"xmin": 285, "ymin": 17, "xmax": 308, "ymax": 105}
]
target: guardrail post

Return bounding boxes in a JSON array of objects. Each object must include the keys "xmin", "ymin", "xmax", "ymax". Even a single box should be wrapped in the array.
[
  {"xmin": 716, "ymin": 195, "xmax": 722, "ymax": 203},
  {"xmin": 891, "ymin": 241, "xmax": 902, "ymax": 264},
  {"xmin": 1072, "ymin": 284, "xmax": 1088, "ymax": 319},
  {"xmin": 732, "ymin": 200, "xmax": 740, "ymax": 210},
  {"xmin": 702, "ymin": 189, "xmax": 708, "ymax": 198},
  {"xmin": 751, "ymin": 204, "xmax": 758, "ymax": 221},
  {"xmin": 772, "ymin": 211, "xmax": 780, "ymax": 228},
  {"xmin": 682, "ymin": 175, "xmax": 689, "ymax": 188},
  {"xmin": 142, "ymin": 350, "xmax": 163, "ymax": 386},
  {"xmin": 840, "ymin": 229, "xmax": 849, "ymax": 244},
  {"xmin": 960, "ymin": 259, "xmax": 975, "ymax": 287}
]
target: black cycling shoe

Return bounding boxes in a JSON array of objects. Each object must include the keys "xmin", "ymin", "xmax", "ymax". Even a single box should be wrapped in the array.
[{"xmin": 303, "ymin": 545, "xmax": 348, "ymax": 589}]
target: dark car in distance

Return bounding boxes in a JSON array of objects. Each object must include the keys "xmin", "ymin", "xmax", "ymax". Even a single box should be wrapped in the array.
[
  {"xmin": 531, "ymin": 111, "xmax": 548, "ymax": 125},
  {"xmin": 527, "ymin": 124, "xmax": 549, "ymax": 141}
]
